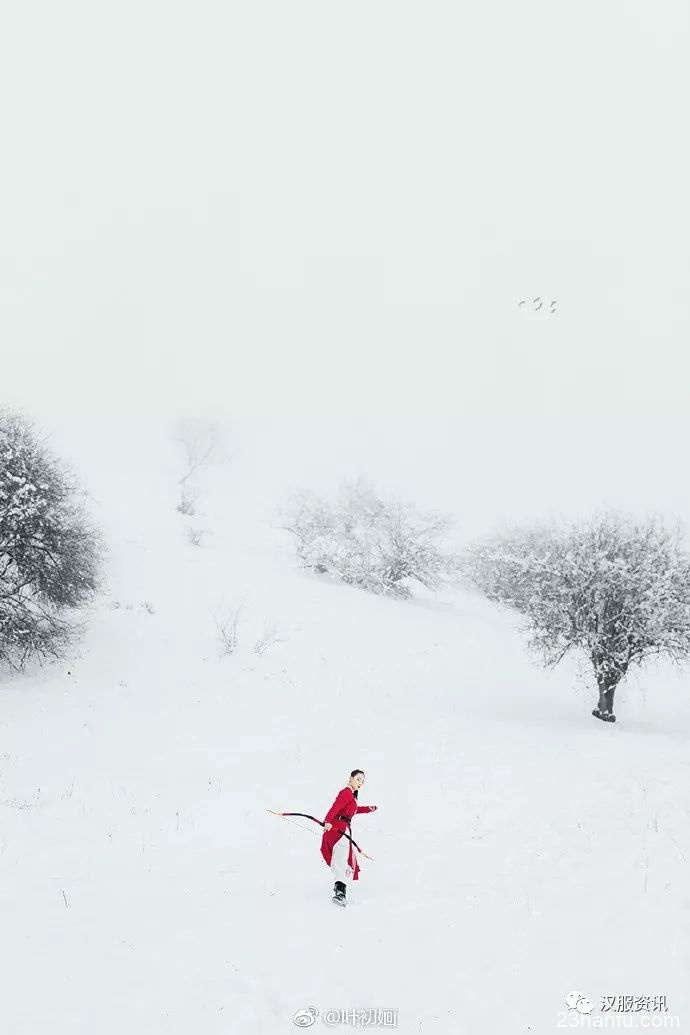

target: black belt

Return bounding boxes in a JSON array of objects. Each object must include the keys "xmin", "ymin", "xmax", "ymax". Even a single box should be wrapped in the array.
[{"xmin": 337, "ymin": 814, "xmax": 352, "ymax": 825}]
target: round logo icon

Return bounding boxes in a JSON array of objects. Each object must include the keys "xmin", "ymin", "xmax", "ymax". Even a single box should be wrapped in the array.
[
  {"xmin": 293, "ymin": 1006, "xmax": 319, "ymax": 1027},
  {"xmin": 565, "ymin": 992, "xmax": 592, "ymax": 1015}
]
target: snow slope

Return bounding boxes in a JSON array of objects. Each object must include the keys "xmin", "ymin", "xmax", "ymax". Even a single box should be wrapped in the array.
[{"xmin": 3, "ymin": 421, "xmax": 690, "ymax": 1035}]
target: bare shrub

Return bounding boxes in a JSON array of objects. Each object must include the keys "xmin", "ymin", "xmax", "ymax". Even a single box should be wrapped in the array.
[
  {"xmin": 254, "ymin": 621, "xmax": 280, "ymax": 656},
  {"xmin": 176, "ymin": 488, "xmax": 197, "ymax": 516},
  {"xmin": 187, "ymin": 527, "xmax": 207, "ymax": 547},
  {"xmin": 217, "ymin": 608, "xmax": 241, "ymax": 656}
]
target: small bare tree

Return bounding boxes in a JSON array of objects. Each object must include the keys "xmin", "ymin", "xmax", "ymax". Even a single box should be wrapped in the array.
[
  {"xmin": 0, "ymin": 411, "xmax": 103, "ymax": 671},
  {"xmin": 173, "ymin": 418, "xmax": 219, "ymax": 514},
  {"xmin": 284, "ymin": 479, "xmax": 458, "ymax": 599},
  {"xmin": 465, "ymin": 513, "xmax": 690, "ymax": 722}
]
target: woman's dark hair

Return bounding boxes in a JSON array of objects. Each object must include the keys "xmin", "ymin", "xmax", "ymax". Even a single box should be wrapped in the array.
[{"xmin": 350, "ymin": 769, "xmax": 364, "ymax": 800}]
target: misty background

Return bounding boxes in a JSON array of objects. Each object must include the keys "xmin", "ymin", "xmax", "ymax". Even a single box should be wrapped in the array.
[{"xmin": 2, "ymin": 0, "xmax": 689, "ymax": 539}]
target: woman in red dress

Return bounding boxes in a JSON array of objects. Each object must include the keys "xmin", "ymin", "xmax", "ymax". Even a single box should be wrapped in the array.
[{"xmin": 321, "ymin": 769, "xmax": 377, "ymax": 905}]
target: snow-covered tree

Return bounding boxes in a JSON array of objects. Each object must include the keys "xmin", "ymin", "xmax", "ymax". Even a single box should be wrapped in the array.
[
  {"xmin": 0, "ymin": 411, "xmax": 102, "ymax": 671},
  {"xmin": 284, "ymin": 479, "xmax": 458, "ymax": 599},
  {"xmin": 465, "ymin": 513, "xmax": 690, "ymax": 721}
]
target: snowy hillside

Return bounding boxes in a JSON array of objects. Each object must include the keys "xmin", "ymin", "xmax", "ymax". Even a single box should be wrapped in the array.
[
  {"xmin": 3, "ymin": 0, "xmax": 690, "ymax": 1028},
  {"xmin": 3, "ymin": 421, "xmax": 690, "ymax": 1034}
]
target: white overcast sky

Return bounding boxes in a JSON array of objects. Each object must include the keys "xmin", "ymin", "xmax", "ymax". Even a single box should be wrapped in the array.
[{"xmin": 1, "ymin": 1, "xmax": 689, "ymax": 529}]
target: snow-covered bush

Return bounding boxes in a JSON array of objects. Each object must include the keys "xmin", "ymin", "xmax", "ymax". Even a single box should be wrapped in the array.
[
  {"xmin": 464, "ymin": 512, "xmax": 690, "ymax": 720},
  {"xmin": 0, "ymin": 411, "xmax": 102, "ymax": 670},
  {"xmin": 284, "ymin": 480, "xmax": 458, "ymax": 599}
]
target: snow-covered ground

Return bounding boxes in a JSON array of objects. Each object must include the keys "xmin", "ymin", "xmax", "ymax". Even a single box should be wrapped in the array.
[
  {"xmin": 3, "ymin": 0, "xmax": 689, "ymax": 1029},
  {"xmin": 3, "ymin": 420, "xmax": 690, "ymax": 1034}
]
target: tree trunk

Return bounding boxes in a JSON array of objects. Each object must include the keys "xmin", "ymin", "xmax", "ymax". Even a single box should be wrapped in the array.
[{"xmin": 596, "ymin": 675, "xmax": 618, "ymax": 715}]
